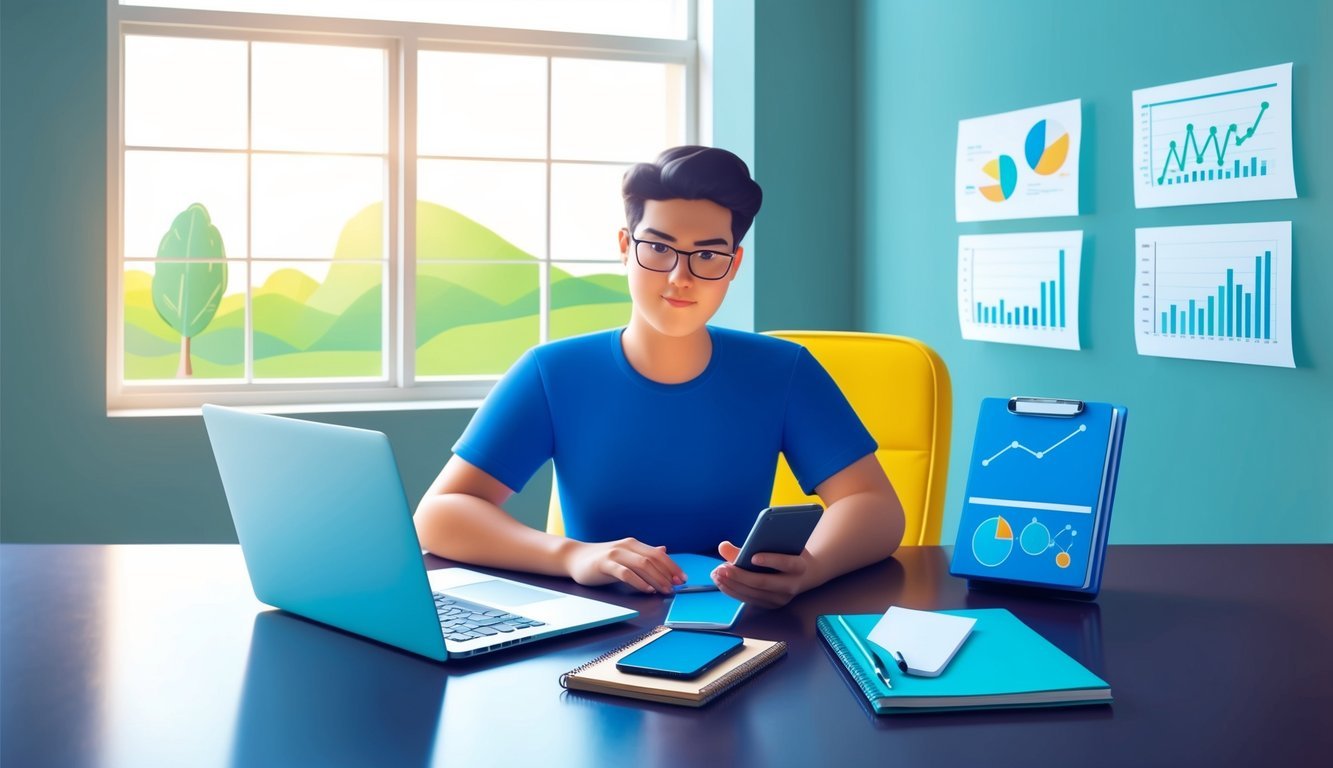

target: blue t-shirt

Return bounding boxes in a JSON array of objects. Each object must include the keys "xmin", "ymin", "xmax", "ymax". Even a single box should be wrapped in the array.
[{"xmin": 452, "ymin": 326, "xmax": 877, "ymax": 553}]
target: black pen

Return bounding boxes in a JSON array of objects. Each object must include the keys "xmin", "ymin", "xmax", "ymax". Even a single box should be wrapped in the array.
[
  {"xmin": 894, "ymin": 651, "xmax": 908, "ymax": 673},
  {"xmin": 838, "ymin": 617, "xmax": 892, "ymax": 689}
]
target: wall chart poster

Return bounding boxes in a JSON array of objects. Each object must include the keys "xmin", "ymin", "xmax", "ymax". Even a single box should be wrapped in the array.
[
  {"xmin": 958, "ymin": 230, "xmax": 1083, "ymax": 351},
  {"xmin": 956, "ymin": 99, "xmax": 1081, "ymax": 222},
  {"xmin": 1134, "ymin": 221, "xmax": 1293, "ymax": 368},
  {"xmin": 1132, "ymin": 63, "xmax": 1295, "ymax": 208}
]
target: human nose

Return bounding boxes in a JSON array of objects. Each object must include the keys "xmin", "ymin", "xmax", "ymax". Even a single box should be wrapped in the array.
[{"xmin": 668, "ymin": 252, "xmax": 694, "ymax": 286}]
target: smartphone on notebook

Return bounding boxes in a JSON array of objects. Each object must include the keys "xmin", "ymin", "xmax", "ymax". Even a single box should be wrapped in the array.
[
  {"xmin": 735, "ymin": 504, "xmax": 823, "ymax": 573},
  {"xmin": 615, "ymin": 629, "xmax": 745, "ymax": 679}
]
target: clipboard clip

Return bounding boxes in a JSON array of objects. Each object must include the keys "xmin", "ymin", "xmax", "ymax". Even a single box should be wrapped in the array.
[{"xmin": 1008, "ymin": 397, "xmax": 1084, "ymax": 418}]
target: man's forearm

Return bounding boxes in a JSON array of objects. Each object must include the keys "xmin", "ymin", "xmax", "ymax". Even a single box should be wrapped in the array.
[
  {"xmin": 414, "ymin": 493, "xmax": 575, "ymax": 577},
  {"xmin": 802, "ymin": 489, "xmax": 906, "ymax": 591}
]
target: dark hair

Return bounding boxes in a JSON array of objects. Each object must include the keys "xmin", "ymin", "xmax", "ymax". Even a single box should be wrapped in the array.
[{"xmin": 622, "ymin": 146, "xmax": 763, "ymax": 249}]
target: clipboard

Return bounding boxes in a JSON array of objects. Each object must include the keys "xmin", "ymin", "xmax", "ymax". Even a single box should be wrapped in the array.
[{"xmin": 949, "ymin": 397, "xmax": 1128, "ymax": 599}]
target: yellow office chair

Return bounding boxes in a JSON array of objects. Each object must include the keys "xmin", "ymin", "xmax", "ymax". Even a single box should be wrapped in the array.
[
  {"xmin": 764, "ymin": 331, "xmax": 951, "ymax": 546},
  {"xmin": 546, "ymin": 331, "xmax": 951, "ymax": 547}
]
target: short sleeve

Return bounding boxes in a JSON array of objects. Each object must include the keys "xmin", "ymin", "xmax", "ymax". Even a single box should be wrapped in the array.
[
  {"xmin": 780, "ymin": 347, "xmax": 878, "ymax": 495},
  {"xmin": 451, "ymin": 349, "xmax": 554, "ymax": 493}
]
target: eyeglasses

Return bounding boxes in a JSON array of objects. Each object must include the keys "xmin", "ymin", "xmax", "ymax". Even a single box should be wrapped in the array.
[{"xmin": 631, "ymin": 237, "xmax": 735, "ymax": 281}]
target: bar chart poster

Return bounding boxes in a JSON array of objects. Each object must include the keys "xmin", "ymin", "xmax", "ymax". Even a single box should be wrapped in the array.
[
  {"xmin": 1133, "ymin": 63, "xmax": 1295, "ymax": 208},
  {"xmin": 1134, "ymin": 222, "xmax": 1293, "ymax": 367},
  {"xmin": 958, "ymin": 231, "xmax": 1082, "ymax": 350},
  {"xmin": 956, "ymin": 99, "xmax": 1081, "ymax": 222}
]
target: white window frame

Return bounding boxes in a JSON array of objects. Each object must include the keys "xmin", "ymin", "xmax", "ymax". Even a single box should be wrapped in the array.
[{"xmin": 106, "ymin": 1, "xmax": 698, "ymax": 415}]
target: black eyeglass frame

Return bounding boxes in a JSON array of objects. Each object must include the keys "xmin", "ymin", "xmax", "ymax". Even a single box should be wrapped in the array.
[{"xmin": 630, "ymin": 237, "xmax": 736, "ymax": 281}]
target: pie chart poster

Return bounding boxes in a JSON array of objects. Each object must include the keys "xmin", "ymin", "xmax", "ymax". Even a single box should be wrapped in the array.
[
  {"xmin": 952, "ymin": 399, "xmax": 1115, "ymax": 588},
  {"xmin": 956, "ymin": 98, "xmax": 1081, "ymax": 222}
]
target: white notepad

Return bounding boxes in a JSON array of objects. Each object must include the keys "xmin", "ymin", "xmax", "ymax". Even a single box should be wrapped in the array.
[{"xmin": 867, "ymin": 606, "xmax": 977, "ymax": 677}]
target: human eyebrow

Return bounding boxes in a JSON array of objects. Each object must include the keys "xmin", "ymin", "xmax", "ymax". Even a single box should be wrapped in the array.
[
  {"xmin": 692, "ymin": 238, "xmax": 731, "ymax": 248},
  {"xmin": 640, "ymin": 228, "xmax": 677, "ymax": 242}
]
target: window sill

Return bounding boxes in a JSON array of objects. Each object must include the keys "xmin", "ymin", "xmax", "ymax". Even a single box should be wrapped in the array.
[{"xmin": 107, "ymin": 397, "xmax": 487, "ymax": 419}]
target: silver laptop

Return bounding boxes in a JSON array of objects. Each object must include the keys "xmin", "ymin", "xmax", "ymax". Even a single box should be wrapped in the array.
[{"xmin": 203, "ymin": 404, "xmax": 636, "ymax": 661}]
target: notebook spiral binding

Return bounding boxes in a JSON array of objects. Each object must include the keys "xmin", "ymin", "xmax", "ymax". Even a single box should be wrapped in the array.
[
  {"xmin": 698, "ymin": 640, "xmax": 788, "ymax": 705},
  {"xmin": 816, "ymin": 616, "xmax": 881, "ymax": 702},
  {"xmin": 558, "ymin": 625, "xmax": 669, "ymax": 689}
]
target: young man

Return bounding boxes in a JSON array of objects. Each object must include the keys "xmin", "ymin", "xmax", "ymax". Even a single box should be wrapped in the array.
[{"xmin": 414, "ymin": 146, "xmax": 905, "ymax": 609}]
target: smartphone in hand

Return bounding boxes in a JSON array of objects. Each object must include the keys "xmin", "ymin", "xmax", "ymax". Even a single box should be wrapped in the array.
[{"xmin": 734, "ymin": 504, "xmax": 824, "ymax": 573}]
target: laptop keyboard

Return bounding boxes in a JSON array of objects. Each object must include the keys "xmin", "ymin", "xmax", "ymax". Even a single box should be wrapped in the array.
[{"xmin": 433, "ymin": 592, "xmax": 546, "ymax": 643}]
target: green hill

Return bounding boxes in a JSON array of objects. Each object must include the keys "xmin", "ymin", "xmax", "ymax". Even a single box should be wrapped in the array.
[
  {"xmin": 416, "ymin": 315, "xmax": 540, "ymax": 376},
  {"xmin": 417, "ymin": 261, "xmax": 536, "ymax": 306},
  {"xmin": 549, "ymin": 269, "xmax": 630, "ymax": 309},
  {"xmin": 416, "ymin": 277, "xmax": 510, "ymax": 342},
  {"xmin": 258, "ymin": 268, "xmax": 320, "ymax": 302},
  {"xmin": 306, "ymin": 201, "xmax": 536, "ymax": 316},
  {"xmin": 306, "ymin": 286, "xmax": 382, "ymax": 352},
  {"xmin": 190, "ymin": 327, "xmax": 245, "ymax": 365},
  {"xmin": 124, "ymin": 322, "xmax": 179, "ymax": 357}
]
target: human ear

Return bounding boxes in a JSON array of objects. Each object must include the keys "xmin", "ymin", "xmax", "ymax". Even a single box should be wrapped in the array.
[
  {"xmin": 727, "ymin": 245, "xmax": 744, "ymax": 282},
  {"xmin": 618, "ymin": 228, "xmax": 631, "ymax": 266}
]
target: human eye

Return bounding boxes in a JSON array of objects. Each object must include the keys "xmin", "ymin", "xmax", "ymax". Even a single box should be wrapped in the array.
[
  {"xmin": 696, "ymin": 250, "xmax": 722, "ymax": 262},
  {"xmin": 646, "ymin": 242, "xmax": 672, "ymax": 255}
]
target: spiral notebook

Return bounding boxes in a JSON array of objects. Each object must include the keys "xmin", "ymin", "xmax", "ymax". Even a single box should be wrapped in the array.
[
  {"xmin": 559, "ymin": 626, "xmax": 787, "ymax": 708},
  {"xmin": 818, "ymin": 609, "xmax": 1110, "ymax": 714}
]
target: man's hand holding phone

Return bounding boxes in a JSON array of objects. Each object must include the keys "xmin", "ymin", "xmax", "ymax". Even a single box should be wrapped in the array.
[
  {"xmin": 711, "ymin": 504, "xmax": 823, "ymax": 609},
  {"xmin": 712, "ymin": 542, "xmax": 812, "ymax": 608}
]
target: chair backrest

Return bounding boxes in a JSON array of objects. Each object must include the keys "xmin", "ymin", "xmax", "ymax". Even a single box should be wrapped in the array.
[
  {"xmin": 546, "ymin": 331, "xmax": 951, "ymax": 546},
  {"xmin": 764, "ymin": 331, "xmax": 951, "ymax": 546}
]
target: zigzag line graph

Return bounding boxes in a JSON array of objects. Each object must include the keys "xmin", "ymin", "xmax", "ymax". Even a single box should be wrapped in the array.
[{"xmin": 981, "ymin": 424, "xmax": 1086, "ymax": 467}]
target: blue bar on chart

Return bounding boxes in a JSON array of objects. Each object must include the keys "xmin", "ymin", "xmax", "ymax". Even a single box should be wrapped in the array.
[
  {"xmin": 1169, "ymin": 157, "xmax": 1269, "ymax": 185},
  {"xmin": 975, "ymin": 250, "xmax": 1067, "ymax": 329},
  {"xmin": 1157, "ymin": 249, "xmax": 1272, "ymax": 340}
]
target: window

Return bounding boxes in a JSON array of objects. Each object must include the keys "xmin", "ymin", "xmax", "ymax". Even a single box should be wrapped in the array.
[{"xmin": 108, "ymin": 2, "xmax": 696, "ymax": 412}]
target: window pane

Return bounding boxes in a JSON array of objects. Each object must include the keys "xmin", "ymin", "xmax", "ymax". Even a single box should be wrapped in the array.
[
  {"xmin": 417, "ymin": 160, "xmax": 544, "ymax": 260},
  {"xmin": 251, "ymin": 154, "xmax": 384, "ymax": 260},
  {"xmin": 123, "ymin": 261, "xmax": 245, "ymax": 380},
  {"xmin": 252, "ymin": 261, "xmax": 383, "ymax": 379},
  {"xmin": 124, "ymin": 151, "xmax": 247, "ymax": 260},
  {"xmin": 550, "ymin": 262, "xmax": 630, "ymax": 340},
  {"xmin": 418, "ymin": 51, "xmax": 546, "ymax": 159},
  {"xmin": 120, "ymin": 1, "xmax": 691, "ymax": 39},
  {"xmin": 416, "ymin": 263, "xmax": 538, "ymax": 376},
  {"xmin": 124, "ymin": 35, "xmax": 247, "ymax": 150},
  {"xmin": 252, "ymin": 42, "xmax": 386, "ymax": 154},
  {"xmin": 550, "ymin": 162, "xmax": 628, "ymax": 262},
  {"xmin": 551, "ymin": 58, "xmax": 684, "ymax": 161}
]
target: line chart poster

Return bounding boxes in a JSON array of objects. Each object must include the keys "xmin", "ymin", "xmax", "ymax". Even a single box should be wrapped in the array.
[
  {"xmin": 1132, "ymin": 63, "xmax": 1295, "ymax": 208},
  {"xmin": 956, "ymin": 99, "xmax": 1081, "ymax": 222}
]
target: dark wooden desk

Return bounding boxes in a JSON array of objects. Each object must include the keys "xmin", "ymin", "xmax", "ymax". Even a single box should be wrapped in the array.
[{"xmin": 2, "ymin": 545, "xmax": 1330, "ymax": 767}]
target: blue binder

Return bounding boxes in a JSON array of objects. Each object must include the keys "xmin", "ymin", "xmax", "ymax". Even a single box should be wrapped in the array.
[{"xmin": 950, "ymin": 397, "xmax": 1127, "ymax": 599}]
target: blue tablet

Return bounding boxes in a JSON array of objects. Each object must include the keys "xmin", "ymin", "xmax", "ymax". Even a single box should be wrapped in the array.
[{"xmin": 665, "ymin": 590, "xmax": 745, "ymax": 629}]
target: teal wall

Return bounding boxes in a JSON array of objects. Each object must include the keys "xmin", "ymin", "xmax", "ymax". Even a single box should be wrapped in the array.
[
  {"xmin": 751, "ymin": 0, "xmax": 858, "ymax": 332},
  {"xmin": 857, "ymin": 0, "xmax": 1332, "ymax": 543}
]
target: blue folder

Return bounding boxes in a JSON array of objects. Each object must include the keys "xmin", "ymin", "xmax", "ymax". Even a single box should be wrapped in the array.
[{"xmin": 817, "ymin": 609, "xmax": 1111, "ymax": 714}]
